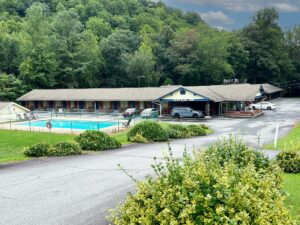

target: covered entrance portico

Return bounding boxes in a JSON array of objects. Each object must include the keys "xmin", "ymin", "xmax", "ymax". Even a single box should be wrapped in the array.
[{"xmin": 154, "ymin": 87, "xmax": 219, "ymax": 116}]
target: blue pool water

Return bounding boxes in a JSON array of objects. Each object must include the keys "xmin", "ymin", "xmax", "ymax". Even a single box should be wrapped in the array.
[{"xmin": 18, "ymin": 120, "xmax": 118, "ymax": 130}]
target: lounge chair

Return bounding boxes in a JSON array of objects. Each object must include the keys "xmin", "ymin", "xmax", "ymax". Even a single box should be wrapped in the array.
[
  {"xmin": 23, "ymin": 113, "xmax": 31, "ymax": 121},
  {"xmin": 17, "ymin": 114, "xmax": 23, "ymax": 121},
  {"xmin": 30, "ymin": 111, "xmax": 38, "ymax": 120},
  {"xmin": 122, "ymin": 117, "xmax": 132, "ymax": 128}
]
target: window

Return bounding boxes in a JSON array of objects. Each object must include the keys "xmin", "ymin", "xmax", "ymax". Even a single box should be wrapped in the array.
[{"xmin": 180, "ymin": 90, "xmax": 186, "ymax": 95}]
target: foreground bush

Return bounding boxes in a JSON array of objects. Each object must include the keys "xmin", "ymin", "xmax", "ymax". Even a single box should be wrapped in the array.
[
  {"xmin": 24, "ymin": 142, "xmax": 51, "ymax": 157},
  {"xmin": 128, "ymin": 121, "xmax": 168, "ymax": 142},
  {"xmin": 166, "ymin": 124, "xmax": 191, "ymax": 139},
  {"xmin": 276, "ymin": 151, "xmax": 300, "ymax": 173},
  {"xmin": 47, "ymin": 142, "xmax": 82, "ymax": 156},
  {"xmin": 206, "ymin": 137, "xmax": 271, "ymax": 170},
  {"xmin": 109, "ymin": 138, "xmax": 294, "ymax": 225},
  {"xmin": 187, "ymin": 124, "xmax": 207, "ymax": 136},
  {"xmin": 76, "ymin": 130, "xmax": 121, "ymax": 151}
]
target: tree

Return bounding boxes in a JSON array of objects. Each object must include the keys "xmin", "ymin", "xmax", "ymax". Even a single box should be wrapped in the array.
[
  {"xmin": 122, "ymin": 50, "xmax": 156, "ymax": 87},
  {"xmin": 50, "ymin": 3, "xmax": 83, "ymax": 88},
  {"xmin": 19, "ymin": 3, "xmax": 58, "ymax": 89},
  {"xmin": 86, "ymin": 17, "xmax": 111, "ymax": 38},
  {"xmin": 0, "ymin": 21, "xmax": 20, "ymax": 75},
  {"xmin": 227, "ymin": 35, "xmax": 249, "ymax": 81},
  {"xmin": 101, "ymin": 29, "xmax": 140, "ymax": 86},
  {"xmin": 242, "ymin": 8, "xmax": 293, "ymax": 84},
  {"xmin": 73, "ymin": 30, "xmax": 103, "ymax": 87},
  {"xmin": 0, "ymin": 73, "xmax": 26, "ymax": 101}
]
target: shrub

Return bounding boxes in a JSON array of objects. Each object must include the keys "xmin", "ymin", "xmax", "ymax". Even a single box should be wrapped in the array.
[
  {"xmin": 199, "ymin": 124, "xmax": 209, "ymax": 129},
  {"xmin": 48, "ymin": 142, "xmax": 82, "ymax": 156},
  {"xmin": 109, "ymin": 138, "xmax": 294, "ymax": 225},
  {"xmin": 130, "ymin": 133, "xmax": 148, "ymax": 143},
  {"xmin": 276, "ymin": 151, "xmax": 300, "ymax": 173},
  {"xmin": 205, "ymin": 136, "xmax": 271, "ymax": 170},
  {"xmin": 187, "ymin": 124, "xmax": 206, "ymax": 136},
  {"xmin": 127, "ymin": 121, "xmax": 168, "ymax": 142},
  {"xmin": 76, "ymin": 130, "xmax": 121, "ymax": 151},
  {"xmin": 24, "ymin": 142, "xmax": 51, "ymax": 157},
  {"xmin": 166, "ymin": 124, "xmax": 191, "ymax": 139}
]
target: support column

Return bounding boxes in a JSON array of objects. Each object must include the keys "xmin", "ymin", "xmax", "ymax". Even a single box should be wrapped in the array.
[{"xmin": 206, "ymin": 101, "xmax": 210, "ymax": 117}]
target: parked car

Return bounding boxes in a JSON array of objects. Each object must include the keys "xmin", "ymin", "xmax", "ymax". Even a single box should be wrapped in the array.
[
  {"xmin": 171, "ymin": 107, "xmax": 204, "ymax": 118},
  {"xmin": 141, "ymin": 108, "xmax": 159, "ymax": 118},
  {"xmin": 122, "ymin": 108, "xmax": 139, "ymax": 118},
  {"xmin": 250, "ymin": 102, "xmax": 276, "ymax": 110}
]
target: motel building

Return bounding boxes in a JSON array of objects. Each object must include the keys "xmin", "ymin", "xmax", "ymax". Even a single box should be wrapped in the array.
[{"xmin": 17, "ymin": 83, "xmax": 283, "ymax": 116}]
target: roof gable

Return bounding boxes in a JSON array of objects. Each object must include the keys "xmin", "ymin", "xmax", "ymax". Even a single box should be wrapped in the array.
[{"xmin": 0, "ymin": 102, "xmax": 29, "ymax": 114}]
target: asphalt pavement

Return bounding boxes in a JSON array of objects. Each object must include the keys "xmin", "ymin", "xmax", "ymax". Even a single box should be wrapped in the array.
[{"xmin": 0, "ymin": 98, "xmax": 299, "ymax": 225}]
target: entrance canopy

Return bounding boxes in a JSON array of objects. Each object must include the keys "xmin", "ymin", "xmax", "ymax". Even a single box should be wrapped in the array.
[{"xmin": 155, "ymin": 87, "xmax": 210, "ymax": 103}]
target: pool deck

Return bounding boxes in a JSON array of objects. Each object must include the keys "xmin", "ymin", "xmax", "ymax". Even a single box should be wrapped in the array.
[{"xmin": 0, "ymin": 116, "xmax": 138, "ymax": 134}]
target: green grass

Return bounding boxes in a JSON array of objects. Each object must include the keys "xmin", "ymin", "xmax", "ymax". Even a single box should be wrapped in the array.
[
  {"xmin": 265, "ymin": 123, "xmax": 300, "ymax": 151},
  {"xmin": 283, "ymin": 173, "xmax": 300, "ymax": 223},
  {"xmin": 0, "ymin": 130, "xmax": 75, "ymax": 163},
  {"xmin": 111, "ymin": 130, "xmax": 130, "ymax": 145},
  {"xmin": 0, "ymin": 122, "xmax": 213, "ymax": 163}
]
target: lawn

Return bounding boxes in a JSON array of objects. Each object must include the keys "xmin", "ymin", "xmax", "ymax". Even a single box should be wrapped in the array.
[
  {"xmin": 265, "ymin": 123, "xmax": 300, "ymax": 151},
  {"xmin": 111, "ymin": 129, "xmax": 130, "ymax": 145},
  {"xmin": 0, "ymin": 130, "xmax": 75, "ymax": 163},
  {"xmin": 0, "ymin": 123, "xmax": 213, "ymax": 163},
  {"xmin": 283, "ymin": 173, "xmax": 300, "ymax": 223}
]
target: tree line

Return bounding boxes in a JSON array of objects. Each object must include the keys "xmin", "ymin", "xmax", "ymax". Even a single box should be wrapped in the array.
[{"xmin": 0, "ymin": 0, "xmax": 300, "ymax": 100}]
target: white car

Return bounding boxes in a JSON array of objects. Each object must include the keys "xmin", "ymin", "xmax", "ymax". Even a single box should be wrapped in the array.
[{"xmin": 250, "ymin": 102, "xmax": 276, "ymax": 110}]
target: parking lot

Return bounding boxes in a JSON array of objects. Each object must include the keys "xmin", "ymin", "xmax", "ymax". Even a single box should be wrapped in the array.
[{"xmin": 0, "ymin": 98, "xmax": 299, "ymax": 225}]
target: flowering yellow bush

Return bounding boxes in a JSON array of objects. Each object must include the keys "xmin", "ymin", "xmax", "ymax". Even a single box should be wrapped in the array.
[{"xmin": 109, "ymin": 138, "xmax": 295, "ymax": 225}]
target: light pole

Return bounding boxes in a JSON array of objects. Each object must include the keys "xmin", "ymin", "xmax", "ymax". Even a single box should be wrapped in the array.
[{"xmin": 137, "ymin": 76, "xmax": 146, "ymax": 87}]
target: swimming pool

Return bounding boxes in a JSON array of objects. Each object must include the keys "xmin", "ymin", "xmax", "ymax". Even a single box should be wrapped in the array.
[{"xmin": 17, "ymin": 120, "xmax": 118, "ymax": 130}]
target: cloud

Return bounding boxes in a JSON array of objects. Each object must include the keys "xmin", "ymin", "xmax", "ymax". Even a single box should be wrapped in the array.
[
  {"xmin": 271, "ymin": 3, "xmax": 299, "ymax": 12},
  {"xmin": 214, "ymin": 26, "xmax": 228, "ymax": 31},
  {"xmin": 172, "ymin": 0, "xmax": 300, "ymax": 13},
  {"xmin": 200, "ymin": 11, "xmax": 234, "ymax": 25}
]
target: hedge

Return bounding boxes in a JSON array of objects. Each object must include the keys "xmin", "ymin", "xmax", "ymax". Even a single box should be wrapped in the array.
[
  {"xmin": 24, "ymin": 141, "xmax": 82, "ymax": 157},
  {"xmin": 47, "ymin": 142, "xmax": 82, "ymax": 156},
  {"xmin": 166, "ymin": 124, "xmax": 191, "ymax": 139},
  {"xmin": 76, "ymin": 130, "xmax": 121, "ymax": 151},
  {"xmin": 109, "ymin": 138, "xmax": 295, "ymax": 225},
  {"xmin": 128, "ymin": 121, "xmax": 169, "ymax": 142},
  {"xmin": 24, "ymin": 142, "xmax": 51, "ymax": 157},
  {"xmin": 187, "ymin": 124, "xmax": 206, "ymax": 136},
  {"xmin": 276, "ymin": 151, "xmax": 300, "ymax": 173}
]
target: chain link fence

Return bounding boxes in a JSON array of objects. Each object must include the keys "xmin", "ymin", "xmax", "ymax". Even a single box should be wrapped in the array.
[{"xmin": 0, "ymin": 110, "xmax": 148, "ymax": 134}]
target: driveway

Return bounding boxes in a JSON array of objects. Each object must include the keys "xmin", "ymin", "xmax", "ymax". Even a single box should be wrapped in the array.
[{"xmin": 0, "ymin": 98, "xmax": 299, "ymax": 225}]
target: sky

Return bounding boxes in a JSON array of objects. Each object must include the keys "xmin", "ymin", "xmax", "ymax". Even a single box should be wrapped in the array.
[{"xmin": 161, "ymin": 0, "xmax": 300, "ymax": 31}]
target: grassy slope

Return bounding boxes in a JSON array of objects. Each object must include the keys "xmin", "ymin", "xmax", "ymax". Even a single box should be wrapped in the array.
[
  {"xmin": 283, "ymin": 174, "xmax": 300, "ymax": 223},
  {"xmin": 265, "ymin": 123, "xmax": 300, "ymax": 151},
  {"xmin": 0, "ymin": 130, "xmax": 75, "ymax": 163}
]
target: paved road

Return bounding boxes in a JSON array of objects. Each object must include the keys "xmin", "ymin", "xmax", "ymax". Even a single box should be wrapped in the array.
[{"xmin": 0, "ymin": 98, "xmax": 299, "ymax": 225}]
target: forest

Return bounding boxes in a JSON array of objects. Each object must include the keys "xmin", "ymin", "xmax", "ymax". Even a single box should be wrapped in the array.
[{"xmin": 0, "ymin": 0, "xmax": 300, "ymax": 100}]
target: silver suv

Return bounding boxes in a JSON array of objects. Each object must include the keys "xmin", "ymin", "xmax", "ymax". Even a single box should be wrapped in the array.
[{"xmin": 171, "ymin": 107, "xmax": 204, "ymax": 118}]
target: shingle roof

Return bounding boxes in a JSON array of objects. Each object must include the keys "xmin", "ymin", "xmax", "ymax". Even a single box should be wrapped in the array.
[
  {"xmin": 17, "ymin": 86, "xmax": 180, "ymax": 102},
  {"xmin": 204, "ymin": 84, "xmax": 262, "ymax": 102},
  {"xmin": 261, "ymin": 83, "xmax": 283, "ymax": 94},
  {"xmin": 17, "ymin": 83, "xmax": 282, "ymax": 102}
]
